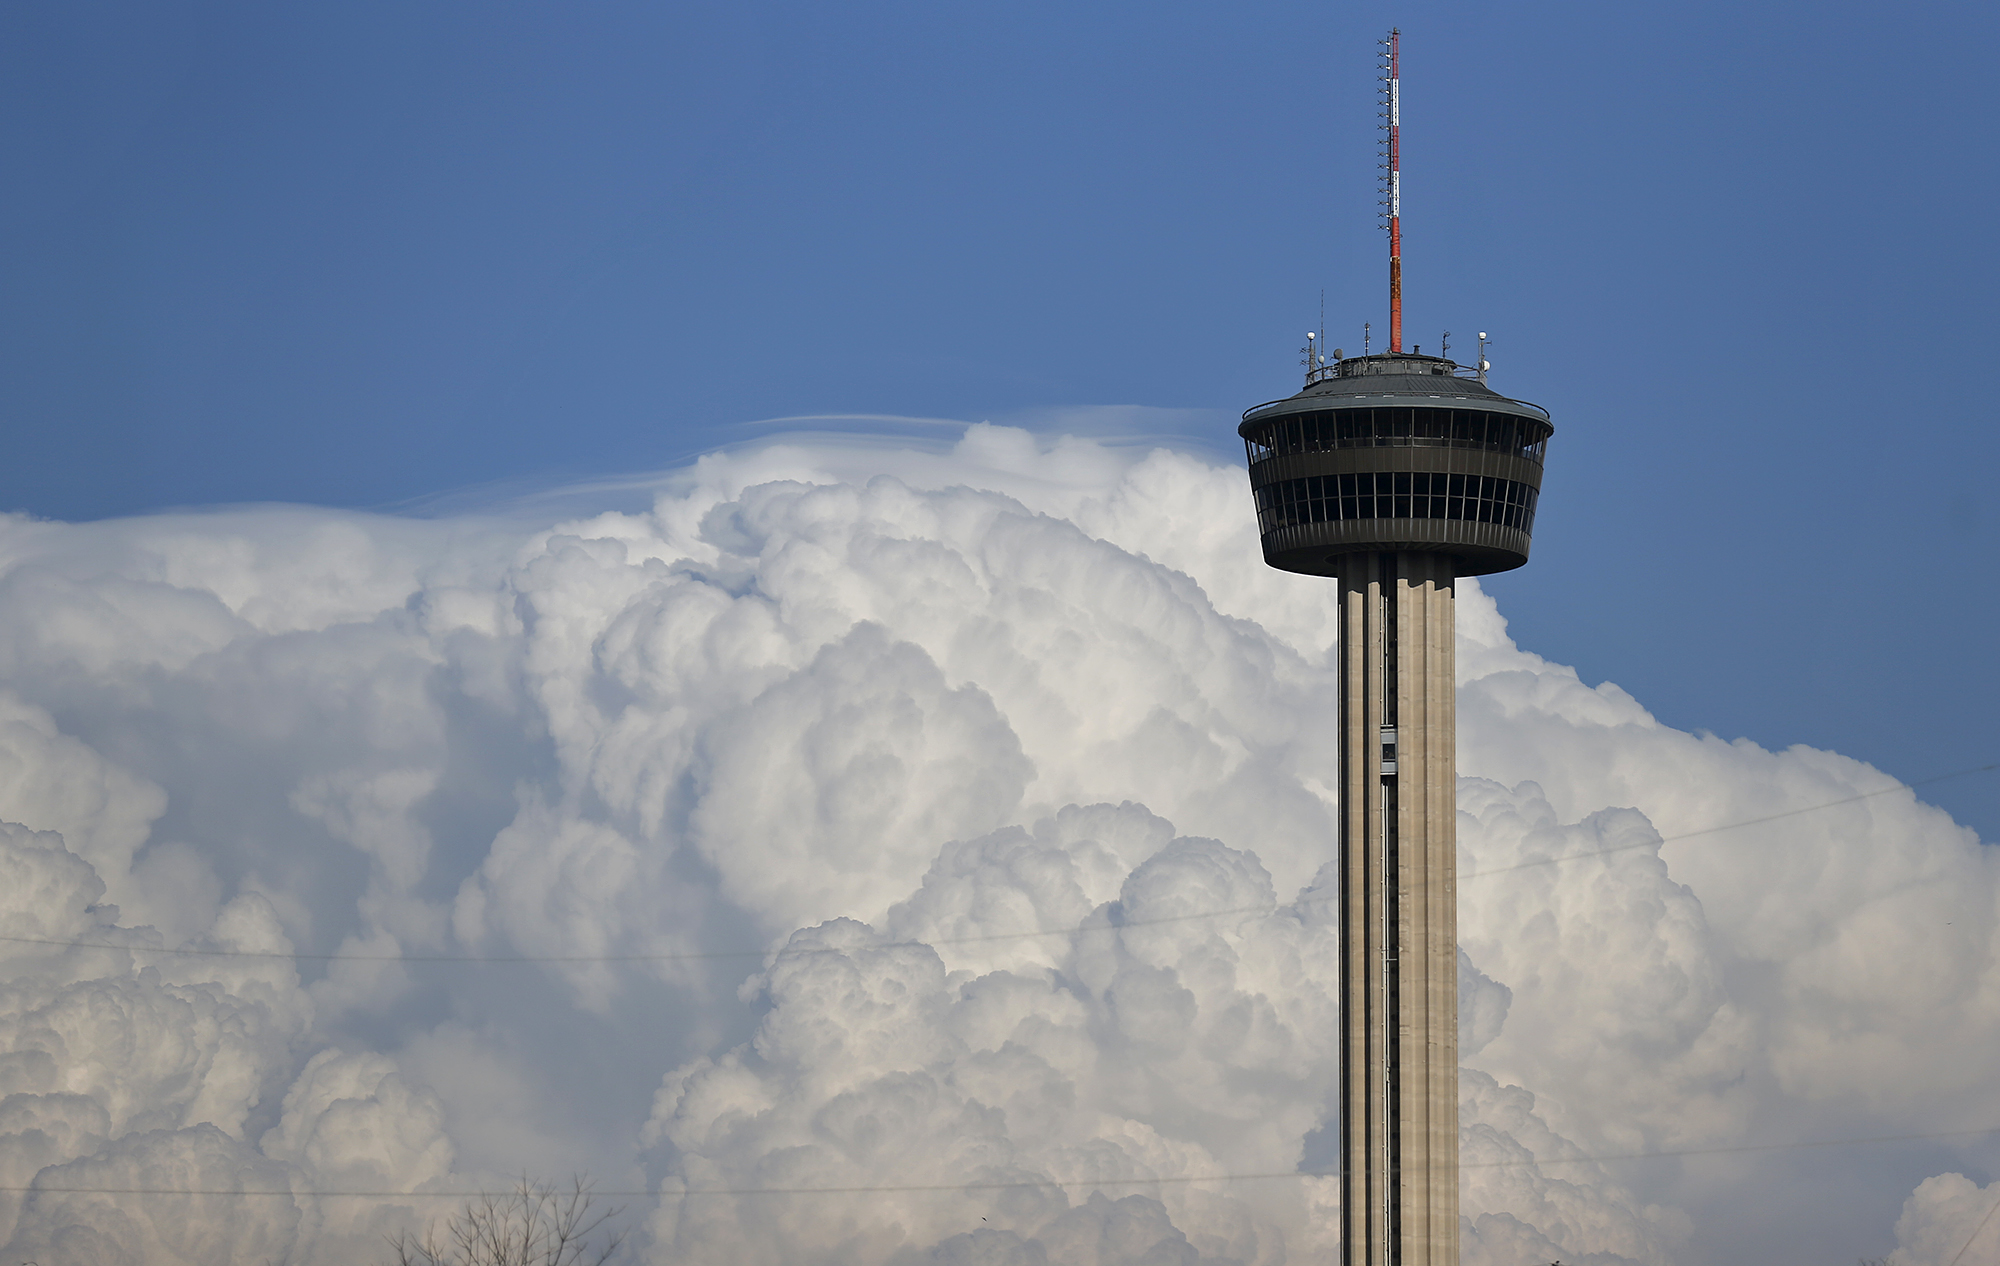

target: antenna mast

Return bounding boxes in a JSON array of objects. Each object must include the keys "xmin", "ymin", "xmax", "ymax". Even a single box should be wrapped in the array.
[{"xmin": 1380, "ymin": 29, "xmax": 1403, "ymax": 354}]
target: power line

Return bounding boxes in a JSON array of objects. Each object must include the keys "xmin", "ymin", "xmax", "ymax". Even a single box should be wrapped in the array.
[
  {"xmin": 8, "ymin": 1122, "xmax": 1995, "ymax": 1200},
  {"xmin": 1950, "ymin": 1186, "xmax": 2000, "ymax": 1266},
  {"xmin": 0, "ymin": 901, "xmax": 1281, "ymax": 966},
  {"xmin": 1, "ymin": 762, "xmax": 1990, "ymax": 967},
  {"xmin": 1460, "ymin": 760, "xmax": 1996, "ymax": 881}
]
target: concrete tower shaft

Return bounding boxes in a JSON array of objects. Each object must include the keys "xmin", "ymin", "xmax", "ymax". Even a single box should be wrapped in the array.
[{"xmin": 1335, "ymin": 552, "xmax": 1458, "ymax": 1266}]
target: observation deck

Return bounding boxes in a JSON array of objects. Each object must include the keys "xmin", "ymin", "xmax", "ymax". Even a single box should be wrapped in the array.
[{"xmin": 1238, "ymin": 352, "xmax": 1555, "ymax": 577}]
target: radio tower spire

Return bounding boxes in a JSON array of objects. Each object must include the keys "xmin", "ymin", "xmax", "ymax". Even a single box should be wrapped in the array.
[{"xmin": 1381, "ymin": 29, "xmax": 1403, "ymax": 354}]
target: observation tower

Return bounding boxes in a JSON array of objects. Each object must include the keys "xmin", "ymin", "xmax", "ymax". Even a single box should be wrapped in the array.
[{"xmin": 1237, "ymin": 30, "xmax": 1554, "ymax": 1266}]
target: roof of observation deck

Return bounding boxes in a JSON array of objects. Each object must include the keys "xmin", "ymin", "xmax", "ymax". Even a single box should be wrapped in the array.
[{"xmin": 1240, "ymin": 352, "xmax": 1551, "ymax": 433}]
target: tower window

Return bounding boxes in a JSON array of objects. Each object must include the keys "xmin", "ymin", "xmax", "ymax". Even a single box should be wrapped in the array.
[
  {"xmin": 1243, "ymin": 407, "xmax": 1550, "ymax": 465},
  {"xmin": 1252, "ymin": 472, "xmax": 1539, "ymax": 536}
]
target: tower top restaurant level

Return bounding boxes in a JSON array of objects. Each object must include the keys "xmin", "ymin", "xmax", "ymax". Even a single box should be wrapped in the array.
[{"xmin": 1237, "ymin": 351, "xmax": 1554, "ymax": 578}]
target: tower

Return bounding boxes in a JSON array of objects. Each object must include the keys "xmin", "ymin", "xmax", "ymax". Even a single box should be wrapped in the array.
[{"xmin": 1238, "ymin": 31, "xmax": 1554, "ymax": 1266}]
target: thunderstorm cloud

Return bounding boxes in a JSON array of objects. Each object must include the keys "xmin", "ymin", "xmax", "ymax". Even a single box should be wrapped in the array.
[{"xmin": 0, "ymin": 425, "xmax": 1991, "ymax": 1264}]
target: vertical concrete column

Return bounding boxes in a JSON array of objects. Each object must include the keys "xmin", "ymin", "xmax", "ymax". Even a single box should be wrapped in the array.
[
  {"xmin": 1334, "ymin": 552, "xmax": 1458, "ymax": 1266},
  {"xmin": 1395, "ymin": 553, "xmax": 1458, "ymax": 1266},
  {"xmin": 1333, "ymin": 554, "xmax": 1387, "ymax": 1266}
]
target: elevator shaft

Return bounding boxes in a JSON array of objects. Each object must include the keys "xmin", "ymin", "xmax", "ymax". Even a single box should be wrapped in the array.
[{"xmin": 1336, "ymin": 552, "xmax": 1458, "ymax": 1266}]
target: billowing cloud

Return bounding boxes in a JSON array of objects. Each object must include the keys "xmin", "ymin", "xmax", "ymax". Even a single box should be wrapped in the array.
[
  {"xmin": 1892, "ymin": 1172, "xmax": 2000, "ymax": 1264},
  {"xmin": 0, "ymin": 817, "xmax": 458, "ymax": 1263},
  {"xmin": 0, "ymin": 425, "xmax": 1989, "ymax": 1263}
]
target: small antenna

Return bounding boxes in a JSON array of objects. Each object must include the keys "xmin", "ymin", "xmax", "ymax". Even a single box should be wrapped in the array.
[
  {"xmin": 1319, "ymin": 290, "xmax": 1327, "ymax": 364},
  {"xmin": 1477, "ymin": 331, "xmax": 1490, "ymax": 384},
  {"xmin": 1441, "ymin": 331, "xmax": 1450, "ymax": 359},
  {"xmin": 1301, "ymin": 331, "xmax": 1317, "ymax": 383},
  {"xmin": 1379, "ymin": 29, "xmax": 1403, "ymax": 354},
  {"xmin": 1364, "ymin": 321, "xmax": 1371, "ymax": 356}
]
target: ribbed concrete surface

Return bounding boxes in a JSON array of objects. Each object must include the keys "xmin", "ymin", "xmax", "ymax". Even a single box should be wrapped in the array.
[{"xmin": 1334, "ymin": 552, "xmax": 1458, "ymax": 1266}]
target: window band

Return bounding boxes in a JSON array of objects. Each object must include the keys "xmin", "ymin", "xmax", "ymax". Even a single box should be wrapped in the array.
[{"xmin": 1252, "ymin": 471, "xmax": 1539, "ymax": 535}]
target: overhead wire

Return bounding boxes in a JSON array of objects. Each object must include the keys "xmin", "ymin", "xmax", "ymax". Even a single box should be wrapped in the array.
[
  {"xmin": 1460, "ymin": 760, "xmax": 1997, "ymax": 880},
  {"xmin": 4, "ymin": 773, "xmax": 1994, "ymax": 1225},
  {"xmin": 0, "ymin": 761, "xmax": 1989, "ymax": 967},
  {"xmin": 6, "ymin": 1122, "xmax": 1995, "ymax": 1200},
  {"xmin": 1950, "ymin": 1187, "xmax": 2000, "ymax": 1266}
]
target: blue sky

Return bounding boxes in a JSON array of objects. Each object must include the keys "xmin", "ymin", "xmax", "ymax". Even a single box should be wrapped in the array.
[{"xmin": 3, "ymin": 0, "xmax": 1997, "ymax": 839}]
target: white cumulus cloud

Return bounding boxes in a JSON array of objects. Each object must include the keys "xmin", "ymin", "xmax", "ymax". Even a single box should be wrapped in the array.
[{"xmin": 0, "ymin": 425, "xmax": 1987, "ymax": 1264}]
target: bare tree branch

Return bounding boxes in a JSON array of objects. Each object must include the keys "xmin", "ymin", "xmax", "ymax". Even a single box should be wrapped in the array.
[{"xmin": 381, "ymin": 1175, "xmax": 625, "ymax": 1266}]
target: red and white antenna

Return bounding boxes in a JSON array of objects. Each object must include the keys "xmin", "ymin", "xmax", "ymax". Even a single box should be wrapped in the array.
[{"xmin": 1379, "ymin": 29, "xmax": 1403, "ymax": 354}]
